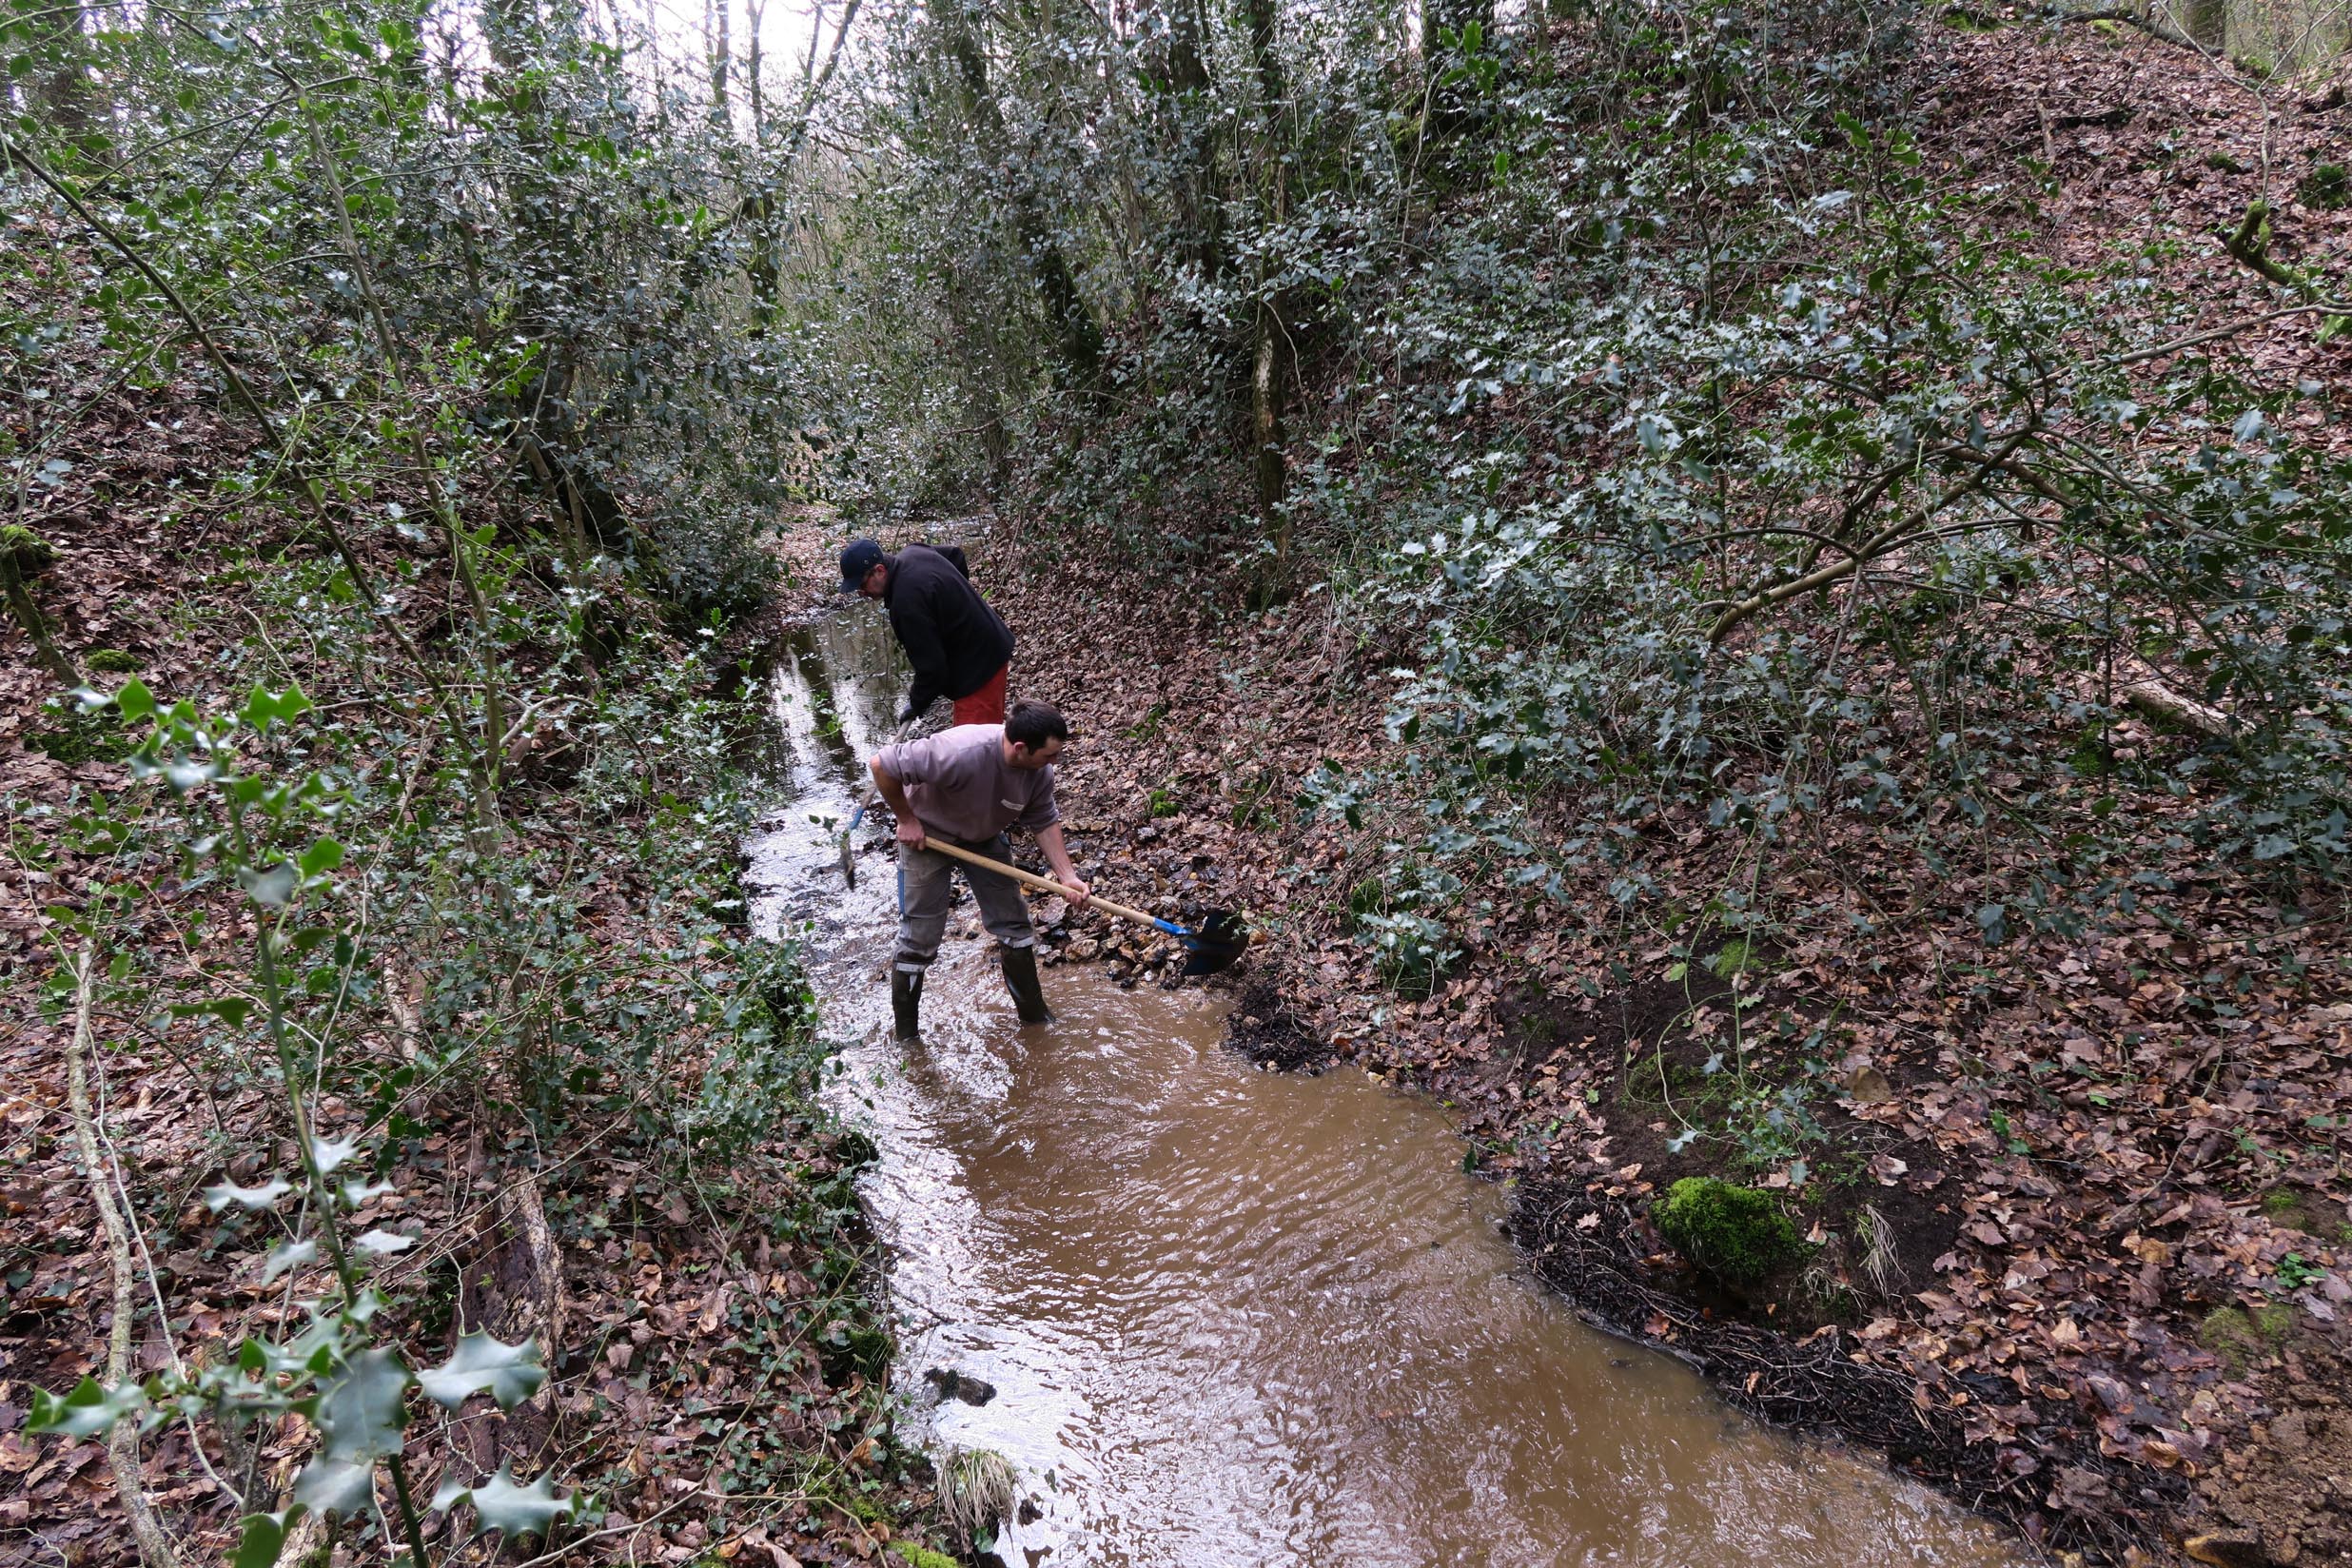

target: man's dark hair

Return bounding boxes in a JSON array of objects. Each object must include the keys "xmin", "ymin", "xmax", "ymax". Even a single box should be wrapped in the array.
[{"xmin": 1006, "ymin": 700, "xmax": 1068, "ymax": 751}]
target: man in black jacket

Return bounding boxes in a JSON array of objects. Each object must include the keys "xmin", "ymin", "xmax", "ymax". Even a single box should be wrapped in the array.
[{"xmin": 838, "ymin": 539, "xmax": 1016, "ymax": 724}]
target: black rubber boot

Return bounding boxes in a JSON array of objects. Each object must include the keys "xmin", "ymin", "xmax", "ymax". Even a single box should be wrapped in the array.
[
  {"xmin": 891, "ymin": 957, "xmax": 926, "ymax": 1041},
  {"xmin": 1001, "ymin": 945, "xmax": 1051, "ymax": 1026}
]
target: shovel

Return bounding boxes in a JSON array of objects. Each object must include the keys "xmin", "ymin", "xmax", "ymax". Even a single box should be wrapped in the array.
[{"xmin": 917, "ymin": 837, "xmax": 1250, "ymax": 977}]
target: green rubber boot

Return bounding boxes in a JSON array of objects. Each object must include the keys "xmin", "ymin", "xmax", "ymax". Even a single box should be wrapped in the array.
[{"xmin": 1001, "ymin": 945, "xmax": 1051, "ymax": 1026}]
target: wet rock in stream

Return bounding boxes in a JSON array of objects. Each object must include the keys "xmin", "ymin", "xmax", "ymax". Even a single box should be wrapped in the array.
[{"xmin": 924, "ymin": 1365, "xmax": 998, "ymax": 1406}]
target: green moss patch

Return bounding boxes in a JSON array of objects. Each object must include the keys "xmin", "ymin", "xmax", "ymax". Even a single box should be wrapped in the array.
[
  {"xmin": 1, "ymin": 523, "xmax": 56, "ymax": 576},
  {"xmin": 1653, "ymin": 1177, "xmax": 1807, "ymax": 1290},
  {"xmin": 84, "ymin": 647, "xmax": 142, "ymax": 674},
  {"xmin": 2300, "ymin": 162, "xmax": 2350, "ymax": 210},
  {"xmin": 2199, "ymin": 1303, "xmax": 2294, "ymax": 1369},
  {"xmin": 890, "ymin": 1546, "xmax": 963, "ymax": 1568}
]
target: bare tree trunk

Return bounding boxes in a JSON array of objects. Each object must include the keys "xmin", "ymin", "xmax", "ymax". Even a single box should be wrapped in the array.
[
  {"xmin": 746, "ymin": 0, "xmax": 768, "ymax": 130},
  {"xmin": 2223, "ymin": 0, "xmax": 2349, "ymax": 72},
  {"xmin": 455, "ymin": 1170, "xmax": 567, "ymax": 1471},
  {"xmin": 2, "ymin": 545, "xmax": 82, "ymax": 688},
  {"xmin": 707, "ymin": 0, "xmax": 731, "ymax": 124}
]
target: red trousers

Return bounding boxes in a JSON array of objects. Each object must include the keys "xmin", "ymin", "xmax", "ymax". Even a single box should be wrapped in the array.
[{"xmin": 952, "ymin": 663, "xmax": 1009, "ymax": 726}]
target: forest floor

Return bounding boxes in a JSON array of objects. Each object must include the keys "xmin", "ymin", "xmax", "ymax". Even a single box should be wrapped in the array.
[
  {"xmin": 793, "ymin": 19, "xmax": 2352, "ymax": 1568},
  {"xmin": 0, "ymin": 282, "xmax": 950, "ymax": 1565}
]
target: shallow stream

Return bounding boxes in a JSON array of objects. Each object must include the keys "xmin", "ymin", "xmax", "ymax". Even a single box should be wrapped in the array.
[{"xmin": 742, "ymin": 602, "xmax": 2020, "ymax": 1568}]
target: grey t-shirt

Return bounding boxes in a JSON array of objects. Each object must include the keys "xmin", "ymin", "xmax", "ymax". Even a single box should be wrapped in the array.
[{"xmin": 877, "ymin": 724, "xmax": 1059, "ymax": 844}]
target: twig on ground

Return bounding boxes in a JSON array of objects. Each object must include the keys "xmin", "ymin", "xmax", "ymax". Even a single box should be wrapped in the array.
[{"xmin": 62, "ymin": 943, "xmax": 185, "ymax": 1568}]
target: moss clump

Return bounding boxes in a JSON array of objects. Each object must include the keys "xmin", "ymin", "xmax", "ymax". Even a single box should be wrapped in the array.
[
  {"xmin": 31, "ymin": 706, "xmax": 133, "ymax": 764},
  {"xmin": 2300, "ymin": 162, "xmax": 2350, "ymax": 209},
  {"xmin": 0, "ymin": 523, "xmax": 56, "ymax": 576},
  {"xmin": 1654, "ymin": 1177, "xmax": 1806, "ymax": 1290},
  {"xmin": 2199, "ymin": 1303, "xmax": 2294, "ymax": 1369},
  {"xmin": 84, "ymin": 647, "xmax": 142, "ymax": 674},
  {"xmin": 891, "ymin": 1547, "xmax": 962, "ymax": 1568}
]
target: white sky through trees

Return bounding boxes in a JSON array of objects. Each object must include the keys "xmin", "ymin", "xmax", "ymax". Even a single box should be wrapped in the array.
[{"xmin": 627, "ymin": 0, "xmax": 850, "ymax": 125}]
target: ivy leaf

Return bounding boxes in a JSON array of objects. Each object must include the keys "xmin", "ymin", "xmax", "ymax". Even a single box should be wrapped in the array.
[
  {"xmin": 431, "ymin": 1467, "xmax": 575, "ymax": 1537},
  {"xmin": 419, "ymin": 1333, "xmax": 546, "ymax": 1411},
  {"xmin": 26, "ymin": 1375, "xmax": 148, "ymax": 1439},
  {"xmin": 310, "ymin": 1347, "xmax": 412, "ymax": 1461},
  {"xmin": 206, "ymin": 1178, "xmax": 294, "ymax": 1212},
  {"xmin": 292, "ymin": 1455, "xmax": 376, "ymax": 1516}
]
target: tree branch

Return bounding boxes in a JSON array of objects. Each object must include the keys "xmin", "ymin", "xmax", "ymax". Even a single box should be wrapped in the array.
[
  {"xmin": 1705, "ymin": 422, "xmax": 2040, "ymax": 643},
  {"xmin": 2033, "ymin": 1, "xmax": 2205, "ymax": 51}
]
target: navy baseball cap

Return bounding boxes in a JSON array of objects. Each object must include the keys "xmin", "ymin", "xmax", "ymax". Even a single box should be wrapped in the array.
[{"xmin": 838, "ymin": 539, "xmax": 885, "ymax": 592}]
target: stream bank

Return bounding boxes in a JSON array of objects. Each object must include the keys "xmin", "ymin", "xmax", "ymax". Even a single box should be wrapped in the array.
[{"xmin": 954, "ymin": 513, "xmax": 2352, "ymax": 1568}]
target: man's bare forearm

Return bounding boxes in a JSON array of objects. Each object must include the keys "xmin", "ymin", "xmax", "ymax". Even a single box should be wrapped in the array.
[
  {"xmin": 871, "ymin": 759, "xmax": 922, "ymax": 843},
  {"xmin": 1037, "ymin": 823, "xmax": 1077, "ymax": 882}
]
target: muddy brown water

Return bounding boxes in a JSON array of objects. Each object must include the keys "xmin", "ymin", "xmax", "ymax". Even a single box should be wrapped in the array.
[{"xmin": 744, "ymin": 603, "xmax": 2021, "ymax": 1568}]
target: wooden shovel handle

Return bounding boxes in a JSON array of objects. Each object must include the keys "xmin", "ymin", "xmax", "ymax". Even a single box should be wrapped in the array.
[{"xmin": 917, "ymin": 836, "xmax": 1164, "ymax": 933}]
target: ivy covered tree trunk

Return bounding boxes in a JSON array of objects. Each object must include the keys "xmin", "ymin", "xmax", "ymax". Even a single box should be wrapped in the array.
[
  {"xmin": 936, "ymin": 0, "xmax": 1104, "ymax": 389},
  {"xmin": 1425, "ymin": 0, "xmax": 1495, "ymax": 46},
  {"xmin": 1424, "ymin": 0, "xmax": 1495, "ymax": 134},
  {"xmin": 31, "ymin": 1, "xmax": 90, "ymax": 141},
  {"xmin": 1244, "ymin": 0, "xmax": 1292, "ymax": 593},
  {"xmin": 1149, "ymin": 0, "xmax": 1222, "ymax": 277}
]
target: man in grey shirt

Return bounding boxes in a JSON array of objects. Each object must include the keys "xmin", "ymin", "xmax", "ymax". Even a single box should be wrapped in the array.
[{"xmin": 869, "ymin": 700, "xmax": 1091, "ymax": 1038}]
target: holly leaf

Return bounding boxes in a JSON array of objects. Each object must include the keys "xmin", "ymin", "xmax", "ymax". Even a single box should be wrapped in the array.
[
  {"xmin": 261, "ymin": 1239, "xmax": 318, "ymax": 1284},
  {"xmin": 229, "ymin": 1509, "xmax": 303, "ymax": 1568},
  {"xmin": 431, "ymin": 1467, "xmax": 574, "ymax": 1537},
  {"xmin": 26, "ymin": 1375, "xmax": 148, "ymax": 1439},
  {"xmin": 354, "ymin": 1228, "xmax": 415, "ymax": 1256},
  {"xmin": 206, "ymin": 1178, "xmax": 294, "ymax": 1212},
  {"xmin": 310, "ymin": 1347, "xmax": 411, "ymax": 1460},
  {"xmin": 238, "ymin": 861, "xmax": 297, "ymax": 907},
  {"xmin": 419, "ymin": 1333, "xmax": 545, "ymax": 1411},
  {"xmin": 292, "ymin": 1455, "xmax": 376, "ymax": 1516},
  {"xmin": 309, "ymin": 1133, "xmax": 362, "ymax": 1174}
]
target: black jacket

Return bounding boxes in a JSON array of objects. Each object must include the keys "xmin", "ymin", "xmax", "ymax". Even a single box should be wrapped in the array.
[{"xmin": 884, "ymin": 543, "xmax": 1014, "ymax": 716}]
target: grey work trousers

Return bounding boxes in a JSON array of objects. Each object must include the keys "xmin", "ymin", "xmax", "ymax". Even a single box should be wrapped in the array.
[{"xmin": 894, "ymin": 832, "xmax": 1035, "ymax": 970}]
